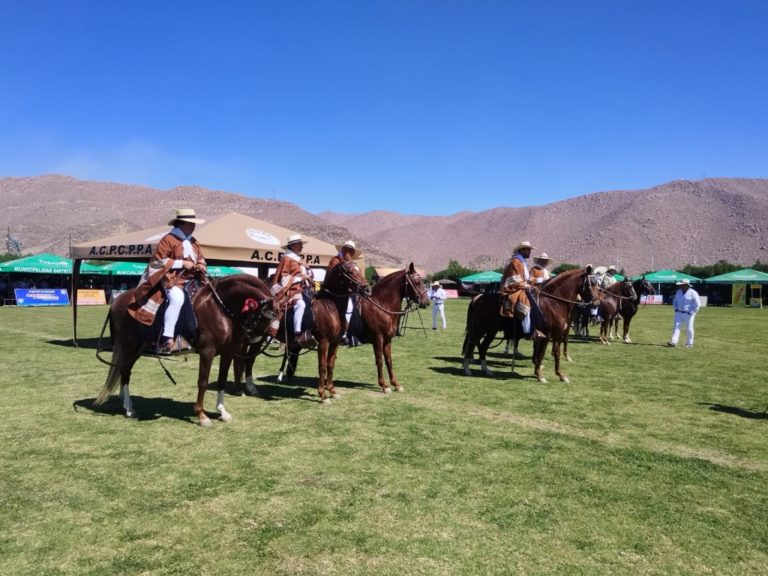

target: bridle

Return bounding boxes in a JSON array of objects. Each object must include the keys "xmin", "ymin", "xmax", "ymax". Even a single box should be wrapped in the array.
[
  {"xmin": 596, "ymin": 279, "xmax": 637, "ymax": 302},
  {"xmin": 321, "ymin": 261, "xmax": 370, "ymax": 298},
  {"xmin": 535, "ymin": 271, "xmax": 599, "ymax": 306},
  {"xmin": 360, "ymin": 270, "xmax": 428, "ymax": 316}
]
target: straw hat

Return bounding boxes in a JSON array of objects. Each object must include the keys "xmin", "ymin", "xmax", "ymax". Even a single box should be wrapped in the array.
[
  {"xmin": 335, "ymin": 240, "xmax": 358, "ymax": 256},
  {"xmin": 282, "ymin": 233, "xmax": 304, "ymax": 250},
  {"xmin": 607, "ymin": 264, "xmax": 618, "ymax": 273},
  {"xmin": 676, "ymin": 279, "xmax": 691, "ymax": 286},
  {"xmin": 535, "ymin": 252, "xmax": 551, "ymax": 262},
  {"xmin": 514, "ymin": 240, "xmax": 535, "ymax": 252},
  {"xmin": 432, "ymin": 281, "xmax": 440, "ymax": 287},
  {"xmin": 168, "ymin": 208, "xmax": 205, "ymax": 226}
]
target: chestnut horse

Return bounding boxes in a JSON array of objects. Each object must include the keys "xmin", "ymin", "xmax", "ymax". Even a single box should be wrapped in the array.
[
  {"xmin": 596, "ymin": 279, "xmax": 637, "ymax": 345},
  {"xmin": 529, "ymin": 267, "xmax": 599, "ymax": 383},
  {"xmin": 462, "ymin": 268, "xmax": 597, "ymax": 379},
  {"xmin": 358, "ymin": 263, "xmax": 430, "ymax": 393},
  {"xmin": 275, "ymin": 259, "xmax": 371, "ymax": 403},
  {"xmin": 610, "ymin": 276, "xmax": 656, "ymax": 343},
  {"xmin": 95, "ymin": 274, "xmax": 275, "ymax": 426}
]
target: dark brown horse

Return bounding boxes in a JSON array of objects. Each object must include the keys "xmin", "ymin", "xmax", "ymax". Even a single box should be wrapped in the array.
[
  {"xmin": 610, "ymin": 276, "xmax": 656, "ymax": 343},
  {"xmin": 596, "ymin": 279, "xmax": 637, "ymax": 345},
  {"xmin": 358, "ymin": 263, "xmax": 430, "ymax": 393},
  {"xmin": 95, "ymin": 274, "xmax": 275, "ymax": 426},
  {"xmin": 461, "ymin": 293, "xmax": 525, "ymax": 377},
  {"xmin": 275, "ymin": 260, "xmax": 371, "ymax": 403},
  {"xmin": 528, "ymin": 267, "xmax": 599, "ymax": 383}
]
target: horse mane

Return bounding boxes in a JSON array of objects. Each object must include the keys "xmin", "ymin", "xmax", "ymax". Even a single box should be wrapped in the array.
[
  {"xmin": 542, "ymin": 268, "xmax": 583, "ymax": 291},
  {"xmin": 372, "ymin": 269, "xmax": 405, "ymax": 296}
]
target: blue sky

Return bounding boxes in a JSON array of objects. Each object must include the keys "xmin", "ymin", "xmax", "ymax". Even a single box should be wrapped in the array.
[{"xmin": 1, "ymin": 1, "xmax": 766, "ymax": 216}]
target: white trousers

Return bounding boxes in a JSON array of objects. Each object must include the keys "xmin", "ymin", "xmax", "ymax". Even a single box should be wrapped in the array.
[
  {"xmin": 670, "ymin": 311, "xmax": 696, "ymax": 346},
  {"xmin": 163, "ymin": 285, "xmax": 185, "ymax": 339},
  {"xmin": 345, "ymin": 297, "xmax": 353, "ymax": 329},
  {"xmin": 432, "ymin": 302, "xmax": 446, "ymax": 329},
  {"xmin": 292, "ymin": 296, "xmax": 306, "ymax": 333}
]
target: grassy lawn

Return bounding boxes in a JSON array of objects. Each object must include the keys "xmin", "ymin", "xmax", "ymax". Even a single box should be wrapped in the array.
[{"xmin": 0, "ymin": 300, "xmax": 766, "ymax": 575}]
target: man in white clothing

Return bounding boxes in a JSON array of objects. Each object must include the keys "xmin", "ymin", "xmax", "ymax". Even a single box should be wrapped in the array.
[
  {"xmin": 430, "ymin": 281, "xmax": 447, "ymax": 330},
  {"xmin": 667, "ymin": 279, "xmax": 701, "ymax": 348}
]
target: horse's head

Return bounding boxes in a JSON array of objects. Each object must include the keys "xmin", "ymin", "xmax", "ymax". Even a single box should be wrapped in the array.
[
  {"xmin": 621, "ymin": 278, "xmax": 637, "ymax": 301},
  {"xmin": 640, "ymin": 276, "xmax": 656, "ymax": 295},
  {"xmin": 210, "ymin": 274, "xmax": 276, "ymax": 341},
  {"xmin": 324, "ymin": 260, "xmax": 371, "ymax": 297},
  {"xmin": 239, "ymin": 294, "xmax": 277, "ymax": 341},
  {"xmin": 404, "ymin": 262, "xmax": 430, "ymax": 309}
]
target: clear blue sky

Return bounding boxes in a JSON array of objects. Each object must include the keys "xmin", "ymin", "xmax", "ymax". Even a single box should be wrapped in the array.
[{"xmin": 1, "ymin": 0, "xmax": 766, "ymax": 215}]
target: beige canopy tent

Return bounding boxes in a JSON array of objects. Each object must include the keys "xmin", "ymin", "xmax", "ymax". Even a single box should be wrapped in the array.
[{"xmin": 69, "ymin": 212, "xmax": 362, "ymax": 344}]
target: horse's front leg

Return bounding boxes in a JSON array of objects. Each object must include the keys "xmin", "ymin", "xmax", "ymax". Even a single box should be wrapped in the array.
[
  {"xmin": 478, "ymin": 333, "xmax": 495, "ymax": 376},
  {"xmin": 384, "ymin": 338, "xmax": 402, "ymax": 392},
  {"xmin": 533, "ymin": 338, "xmax": 548, "ymax": 383},
  {"xmin": 325, "ymin": 341, "xmax": 341, "ymax": 399},
  {"xmin": 214, "ymin": 353, "xmax": 234, "ymax": 422},
  {"xmin": 622, "ymin": 317, "xmax": 632, "ymax": 343},
  {"xmin": 552, "ymin": 337, "xmax": 569, "ymax": 383},
  {"xmin": 195, "ymin": 348, "xmax": 216, "ymax": 427},
  {"xmin": 316, "ymin": 340, "xmax": 331, "ymax": 404},
  {"xmin": 373, "ymin": 337, "xmax": 389, "ymax": 393}
]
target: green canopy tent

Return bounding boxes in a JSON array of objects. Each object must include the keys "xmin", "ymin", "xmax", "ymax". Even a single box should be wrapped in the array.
[
  {"xmin": 631, "ymin": 270, "xmax": 701, "ymax": 283},
  {"xmin": 704, "ymin": 268, "xmax": 768, "ymax": 307},
  {"xmin": 99, "ymin": 261, "xmax": 243, "ymax": 278},
  {"xmin": 459, "ymin": 270, "xmax": 503, "ymax": 284},
  {"xmin": 207, "ymin": 265, "xmax": 244, "ymax": 277},
  {"xmin": 0, "ymin": 253, "xmax": 73, "ymax": 274}
]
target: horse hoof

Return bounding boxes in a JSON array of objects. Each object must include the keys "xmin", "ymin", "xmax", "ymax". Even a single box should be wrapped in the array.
[
  {"xmin": 277, "ymin": 373, "xmax": 284, "ymax": 383},
  {"xmin": 463, "ymin": 369, "xmax": 472, "ymax": 376},
  {"xmin": 219, "ymin": 412, "xmax": 233, "ymax": 423},
  {"xmin": 124, "ymin": 410, "xmax": 137, "ymax": 419},
  {"xmin": 560, "ymin": 376, "xmax": 570, "ymax": 383},
  {"xmin": 538, "ymin": 377, "xmax": 548, "ymax": 384},
  {"xmin": 394, "ymin": 385, "xmax": 404, "ymax": 393},
  {"xmin": 321, "ymin": 398, "xmax": 332, "ymax": 405},
  {"xmin": 383, "ymin": 387, "xmax": 392, "ymax": 394},
  {"xmin": 199, "ymin": 417, "xmax": 213, "ymax": 428},
  {"xmin": 565, "ymin": 355, "xmax": 573, "ymax": 362}
]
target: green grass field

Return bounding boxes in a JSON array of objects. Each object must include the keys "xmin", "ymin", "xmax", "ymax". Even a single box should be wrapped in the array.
[{"xmin": 1, "ymin": 301, "xmax": 766, "ymax": 575}]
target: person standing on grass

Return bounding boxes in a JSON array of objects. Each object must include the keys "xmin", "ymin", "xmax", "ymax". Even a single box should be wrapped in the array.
[
  {"xmin": 667, "ymin": 279, "xmax": 701, "ymax": 348},
  {"xmin": 430, "ymin": 281, "xmax": 447, "ymax": 330}
]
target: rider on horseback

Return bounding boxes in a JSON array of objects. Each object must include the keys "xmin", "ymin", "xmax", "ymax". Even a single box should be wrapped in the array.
[
  {"xmin": 128, "ymin": 208, "xmax": 208, "ymax": 355},
  {"xmin": 271, "ymin": 234, "xmax": 317, "ymax": 348},
  {"xmin": 530, "ymin": 252, "xmax": 552, "ymax": 284},
  {"xmin": 500, "ymin": 240, "xmax": 535, "ymax": 334},
  {"xmin": 328, "ymin": 239, "xmax": 360, "ymax": 345}
]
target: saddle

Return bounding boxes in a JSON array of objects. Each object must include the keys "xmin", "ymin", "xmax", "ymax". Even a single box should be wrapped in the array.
[{"xmin": 136, "ymin": 283, "xmax": 199, "ymax": 355}]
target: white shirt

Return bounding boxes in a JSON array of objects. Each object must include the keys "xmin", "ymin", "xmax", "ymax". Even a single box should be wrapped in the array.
[
  {"xmin": 673, "ymin": 288, "xmax": 701, "ymax": 314},
  {"xmin": 430, "ymin": 287, "xmax": 446, "ymax": 304}
]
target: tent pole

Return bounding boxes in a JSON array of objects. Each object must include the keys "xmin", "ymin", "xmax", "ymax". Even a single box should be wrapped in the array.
[{"xmin": 72, "ymin": 259, "xmax": 81, "ymax": 347}]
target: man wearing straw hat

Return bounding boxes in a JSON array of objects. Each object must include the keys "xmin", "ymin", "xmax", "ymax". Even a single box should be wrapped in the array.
[
  {"xmin": 530, "ymin": 252, "xmax": 552, "ymax": 285},
  {"xmin": 128, "ymin": 208, "xmax": 207, "ymax": 354},
  {"xmin": 430, "ymin": 280, "xmax": 447, "ymax": 330},
  {"xmin": 271, "ymin": 234, "xmax": 316, "ymax": 347},
  {"xmin": 500, "ymin": 241, "xmax": 534, "ymax": 334},
  {"xmin": 601, "ymin": 264, "xmax": 619, "ymax": 288},
  {"xmin": 667, "ymin": 279, "xmax": 701, "ymax": 348},
  {"xmin": 329, "ymin": 240, "xmax": 360, "ymax": 345}
]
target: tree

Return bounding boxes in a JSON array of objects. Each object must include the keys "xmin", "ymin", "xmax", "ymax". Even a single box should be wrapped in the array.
[{"xmin": 430, "ymin": 260, "xmax": 477, "ymax": 283}]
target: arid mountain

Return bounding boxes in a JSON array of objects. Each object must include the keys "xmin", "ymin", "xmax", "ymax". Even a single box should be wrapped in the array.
[{"xmin": 2, "ymin": 175, "xmax": 767, "ymax": 275}]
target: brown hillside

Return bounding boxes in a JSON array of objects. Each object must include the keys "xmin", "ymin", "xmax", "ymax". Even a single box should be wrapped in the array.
[{"xmin": 2, "ymin": 175, "xmax": 767, "ymax": 275}]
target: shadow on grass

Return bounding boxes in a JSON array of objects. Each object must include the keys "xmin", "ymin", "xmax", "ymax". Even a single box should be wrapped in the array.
[
  {"xmin": 701, "ymin": 403, "xmax": 768, "ymax": 420},
  {"xmin": 49, "ymin": 338, "xmax": 104, "ymax": 350},
  {"xmin": 73, "ymin": 396, "xmax": 205, "ymax": 424}
]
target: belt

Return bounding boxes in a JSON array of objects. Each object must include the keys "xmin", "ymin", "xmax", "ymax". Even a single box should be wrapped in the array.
[{"xmin": 675, "ymin": 310, "xmax": 691, "ymax": 314}]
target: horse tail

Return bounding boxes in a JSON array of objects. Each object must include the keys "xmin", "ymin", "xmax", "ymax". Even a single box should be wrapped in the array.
[{"xmin": 95, "ymin": 301, "xmax": 134, "ymax": 405}]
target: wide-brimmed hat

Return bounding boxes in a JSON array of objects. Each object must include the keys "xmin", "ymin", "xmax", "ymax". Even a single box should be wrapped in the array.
[
  {"xmin": 168, "ymin": 208, "xmax": 205, "ymax": 226},
  {"xmin": 432, "ymin": 281, "xmax": 440, "ymax": 287},
  {"xmin": 676, "ymin": 279, "xmax": 691, "ymax": 286},
  {"xmin": 535, "ymin": 252, "xmax": 551, "ymax": 262},
  {"xmin": 282, "ymin": 233, "xmax": 304, "ymax": 250},
  {"xmin": 514, "ymin": 240, "xmax": 535, "ymax": 252},
  {"xmin": 335, "ymin": 240, "xmax": 358, "ymax": 256},
  {"xmin": 607, "ymin": 264, "xmax": 618, "ymax": 272}
]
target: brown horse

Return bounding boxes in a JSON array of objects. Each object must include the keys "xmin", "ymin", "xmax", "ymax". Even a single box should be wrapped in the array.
[
  {"xmin": 95, "ymin": 274, "xmax": 275, "ymax": 426},
  {"xmin": 274, "ymin": 259, "xmax": 371, "ymax": 403},
  {"xmin": 527, "ymin": 267, "xmax": 599, "ymax": 383},
  {"xmin": 357, "ymin": 263, "xmax": 430, "ymax": 393},
  {"xmin": 610, "ymin": 277, "xmax": 656, "ymax": 343},
  {"xmin": 462, "ymin": 293, "xmax": 525, "ymax": 376},
  {"xmin": 596, "ymin": 279, "xmax": 637, "ymax": 345}
]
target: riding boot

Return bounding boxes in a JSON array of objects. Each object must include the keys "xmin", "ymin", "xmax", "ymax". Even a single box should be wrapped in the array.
[
  {"xmin": 156, "ymin": 336, "xmax": 175, "ymax": 355},
  {"xmin": 295, "ymin": 330, "xmax": 317, "ymax": 348}
]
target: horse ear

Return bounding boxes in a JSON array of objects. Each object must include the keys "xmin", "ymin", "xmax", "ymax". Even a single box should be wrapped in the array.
[
  {"xmin": 585, "ymin": 264, "xmax": 594, "ymax": 275},
  {"xmin": 408, "ymin": 262, "xmax": 416, "ymax": 273}
]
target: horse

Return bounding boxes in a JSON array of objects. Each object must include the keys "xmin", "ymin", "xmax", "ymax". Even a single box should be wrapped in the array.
[
  {"xmin": 94, "ymin": 274, "xmax": 275, "ymax": 426},
  {"xmin": 596, "ymin": 279, "xmax": 637, "ymax": 345},
  {"xmin": 274, "ymin": 259, "xmax": 371, "ymax": 403},
  {"xmin": 528, "ymin": 267, "xmax": 599, "ymax": 383},
  {"xmin": 461, "ymin": 294, "xmax": 527, "ymax": 376},
  {"xmin": 610, "ymin": 276, "xmax": 656, "ymax": 343},
  {"xmin": 356, "ymin": 263, "xmax": 431, "ymax": 393}
]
